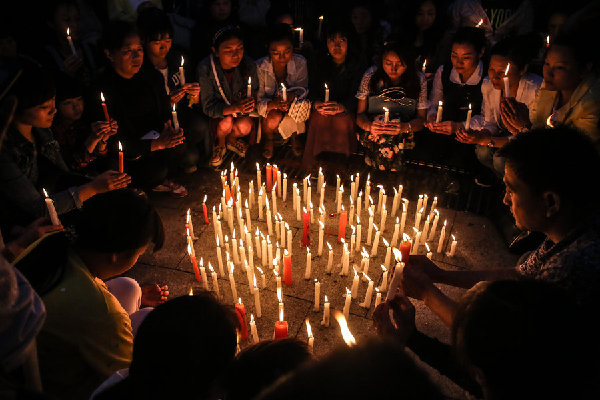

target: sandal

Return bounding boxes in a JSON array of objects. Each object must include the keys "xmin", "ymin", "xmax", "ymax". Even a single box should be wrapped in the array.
[
  {"xmin": 263, "ymin": 138, "xmax": 274, "ymax": 159},
  {"xmin": 210, "ymin": 144, "xmax": 226, "ymax": 167},
  {"xmin": 152, "ymin": 180, "xmax": 188, "ymax": 198},
  {"xmin": 226, "ymin": 139, "xmax": 248, "ymax": 157}
]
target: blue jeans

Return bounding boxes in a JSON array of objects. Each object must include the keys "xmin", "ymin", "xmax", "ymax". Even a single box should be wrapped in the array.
[{"xmin": 475, "ymin": 145, "xmax": 506, "ymax": 177}]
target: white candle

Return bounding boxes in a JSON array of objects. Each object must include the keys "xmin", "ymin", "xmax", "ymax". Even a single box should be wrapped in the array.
[
  {"xmin": 436, "ymin": 101, "xmax": 443, "ymax": 123},
  {"xmin": 209, "ymin": 263, "xmax": 220, "ymax": 298},
  {"xmin": 229, "ymin": 263, "xmax": 237, "ymax": 303},
  {"xmin": 379, "ymin": 265, "xmax": 388, "ymax": 292},
  {"xmin": 400, "ymin": 200, "xmax": 408, "ymax": 235},
  {"xmin": 306, "ymin": 319, "xmax": 314, "ymax": 353},
  {"xmin": 351, "ymin": 268, "xmax": 360, "ymax": 298},
  {"xmin": 42, "ymin": 189, "xmax": 61, "ymax": 226},
  {"xmin": 326, "ymin": 242, "xmax": 333, "ymax": 273},
  {"xmin": 336, "ymin": 174, "xmax": 341, "ymax": 198},
  {"xmin": 377, "ymin": 186, "xmax": 384, "ymax": 213},
  {"xmin": 391, "ymin": 217, "xmax": 400, "ymax": 247},
  {"xmin": 286, "ymin": 225, "xmax": 292, "ymax": 256},
  {"xmin": 296, "ymin": 188, "xmax": 301, "ymax": 221},
  {"xmin": 283, "ymin": 173, "xmax": 288, "ymax": 202},
  {"xmin": 248, "ymin": 246, "xmax": 254, "ymax": 272},
  {"xmin": 171, "ymin": 104, "xmax": 180, "ymax": 130},
  {"xmin": 253, "ymin": 276, "xmax": 261, "ymax": 318},
  {"xmin": 383, "ymin": 238, "xmax": 391, "ymax": 269},
  {"xmin": 256, "ymin": 163, "xmax": 262, "ymax": 189},
  {"xmin": 250, "ymin": 314, "xmax": 259, "ymax": 343},
  {"xmin": 383, "ymin": 107, "xmax": 389, "ymax": 123},
  {"xmin": 318, "ymin": 221, "xmax": 324, "ymax": 256},
  {"xmin": 295, "ymin": 27, "xmax": 304, "ymax": 46},
  {"xmin": 465, "ymin": 103, "xmax": 472, "ymax": 129},
  {"xmin": 313, "ymin": 279, "xmax": 320, "ymax": 311},
  {"xmin": 267, "ymin": 236, "xmax": 274, "ymax": 269},
  {"xmin": 350, "ymin": 176, "xmax": 356, "ymax": 204},
  {"xmin": 281, "ymin": 82, "xmax": 287, "ymax": 102},
  {"xmin": 422, "ymin": 194, "xmax": 429, "ymax": 216},
  {"xmin": 361, "ymin": 248, "xmax": 370, "ymax": 277},
  {"xmin": 391, "ymin": 188, "xmax": 399, "ymax": 217},
  {"xmin": 429, "ymin": 197, "xmax": 438, "ymax": 219},
  {"xmin": 341, "ymin": 241, "xmax": 350, "ymax": 275},
  {"xmin": 261, "ymin": 235, "xmax": 267, "ymax": 266},
  {"xmin": 360, "ymin": 277, "xmax": 374, "ymax": 308},
  {"xmin": 303, "ymin": 175, "xmax": 308, "ymax": 206},
  {"xmin": 277, "ymin": 170, "xmax": 282, "ymax": 198},
  {"xmin": 422, "ymin": 58, "xmax": 427, "ymax": 73},
  {"xmin": 266, "ymin": 198, "xmax": 273, "ymax": 236},
  {"xmin": 350, "ymin": 226, "xmax": 356, "ymax": 254},
  {"xmin": 324, "ymin": 83, "xmax": 329, "ymax": 102},
  {"xmin": 412, "ymin": 228, "xmax": 421, "ymax": 255},
  {"xmin": 503, "ymin": 63, "xmax": 511, "ymax": 97},
  {"xmin": 426, "ymin": 243, "xmax": 433, "ymax": 259},
  {"xmin": 179, "ymin": 56, "xmax": 186, "ymax": 86},
  {"xmin": 356, "ymin": 217, "xmax": 362, "ymax": 253},
  {"xmin": 416, "ymin": 195, "xmax": 423, "ymax": 219},
  {"xmin": 367, "ymin": 208, "xmax": 374, "ymax": 245},
  {"xmin": 428, "ymin": 210, "xmax": 439, "ymax": 240},
  {"xmin": 415, "ymin": 207, "xmax": 423, "ymax": 231},
  {"xmin": 232, "ymin": 233, "xmax": 240, "ymax": 264},
  {"xmin": 216, "ymin": 239, "xmax": 225, "ymax": 277},
  {"xmin": 257, "ymin": 267, "xmax": 266, "ymax": 289},
  {"xmin": 370, "ymin": 225, "xmax": 381, "ymax": 256},
  {"xmin": 292, "ymin": 183, "xmax": 298, "ymax": 212},
  {"xmin": 321, "ymin": 295, "xmax": 330, "ymax": 327},
  {"xmin": 374, "ymin": 288, "xmax": 382, "ymax": 309},
  {"xmin": 305, "ymin": 247, "xmax": 312, "ymax": 279},
  {"xmin": 448, "ymin": 235, "xmax": 458, "ymax": 257},
  {"xmin": 337, "ymin": 185, "xmax": 344, "ymax": 213},
  {"xmin": 437, "ymin": 220, "xmax": 447, "ymax": 253},
  {"xmin": 247, "ymin": 76, "xmax": 252, "ymax": 97},
  {"xmin": 364, "ymin": 176, "xmax": 371, "ymax": 209},
  {"xmin": 343, "ymin": 288, "xmax": 352, "ymax": 319},
  {"xmin": 421, "ymin": 215, "xmax": 431, "ymax": 245},
  {"xmin": 199, "ymin": 258, "xmax": 209, "ymax": 290},
  {"xmin": 66, "ymin": 27, "xmax": 76, "ymax": 55},
  {"xmin": 380, "ymin": 205, "xmax": 387, "ymax": 233},
  {"xmin": 254, "ymin": 228, "xmax": 261, "ymax": 258}
]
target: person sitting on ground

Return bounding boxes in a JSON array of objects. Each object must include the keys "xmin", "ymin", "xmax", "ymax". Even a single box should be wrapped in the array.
[
  {"xmin": 302, "ymin": 23, "xmax": 365, "ymax": 170},
  {"xmin": 396, "ymin": 127, "xmax": 600, "ymax": 334},
  {"xmin": 256, "ymin": 23, "xmax": 308, "ymax": 159},
  {"xmin": 197, "ymin": 25, "xmax": 257, "ymax": 167},
  {"xmin": 93, "ymin": 293, "xmax": 238, "ymax": 400},
  {"xmin": 374, "ymin": 280, "xmax": 599, "ymax": 399},
  {"xmin": 51, "ymin": 73, "xmax": 116, "ymax": 173},
  {"xmin": 254, "ymin": 338, "xmax": 443, "ymax": 400},
  {"xmin": 0, "ymin": 61, "xmax": 130, "ymax": 236},
  {"xmin": 355, "ymin": 41, "xmax": 427, "ymax": 171},
  {"xmin": 36, "ymin": 189, "xmax": 168, "ymax": 399},
  {"xmin": 503, "ymin": 33, "xmax": 600, "ymax": 151},
  {"xmin": 137, "ymin": 7, "xmax": 209, "ymax": 171},
  {"xmin": 455, "ymin": 36, "xmax": 542, "ymax": 180},
  {"xmin": 95, "ymin": 21, "xmax": 188, "ymax": 197},
  {"xmin": 224, "ymin": 339, "xmax": 312, "ymax": 400}
]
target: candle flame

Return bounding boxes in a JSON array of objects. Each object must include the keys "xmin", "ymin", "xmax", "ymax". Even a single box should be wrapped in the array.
[
  {"xmin": 274, "ymin": 269, "xmax": 279, "ymax": 277},
  {"xmin": 363, "ymin": 273, "xmax": 371, "ymax": 282},
  {"xmin": 280, "ymin": 82, "xmax": 286, "ymax": 90},
  {"xmin": 403, "ymin": 233, "xmax": 411, "ymax": 241},
  {"xmin": 383, "ymin": 106, "xmax": 389, "ymax": 112},
  {"xmin": 277, "ymin": 287, "xmax": 282, "ymax": 303},
  {"xmin": 225, "ymin": 235, "xmax": 229, "ymax": 242},
  {"xmin": 325, "ymin": 295, "xmax": 329, "ymax": 302},
  {"xmin": 66, "ymin": 27, "xmax": 70, "ymax": 36},
  {"xmin": 546, "ymin": 115, "xmax": 554, "ymax": 128},
  {"xmin": 374, "ymin": 224, "xmax": 379, "ymax": 232},
  {"xmin": 43, "ymin": 188, "xmax": 49, "ymax": 198},
  {"xmin": 295, "ymin": 27, "xmax": 302, "ymax": 32},
  {"xmin": 173, "ymin": 103, "xmax": 176, "ymax": 112},
  {"xmin": 381, "ymin": 264, "xmax": 387, "ymax": 272},
  {"xmin": 327, "ymin": 242, "xmax": 332, "ymax": 250},
  {"xmin": 476, "ymin": 19, "xmax": 483, "ymax": 27},
  {"xmin": 180, "ymin": 56, "xmax": 185, "ymax": 67},
  {"xmin": 546, "ymin": 35, "xmax": 550, "ymax": 47},
  {"xmin": 248, "ymin": 76, "xmax": 251, "ymax": 85},
  {"xmin": 238, "ymin": 297, "xmax": 242, "ymax": 304},
  {"xmin": 251, "ymin": 313, "xmax": 255, "ymax": 323},
  {"xmin": 425, "ymin": 243, "xmax": 431, "ymax": 252},
  {"xmin": 422, "ymin": 59, "xmax": 427, "ymax": 70},
  {"xmin": 324, "ymin": 83, "xmax": 328, "ymax": 89},
  {"xmin": 334, "ymin": 311, "xmax": 356, "ymax": 346},
  {"xmin": 187, "ymin": 243, "xmax": 192, "ymax": 256},
  {"xmin": 351, "ymin": 225, "xmax": 355, "ymax": 234},
  {"xmin": 438, "ymin": 100, "xmax": 443, "ymax": 106},
  {"xmin": 443, "ymin": 220, "xmax": 447, "ymax": 226},
  {"xmin": 319, "ymin": 15, "xmax": 324, "ymax": 20},
  {"xmin": 100, "ymin": 92, "xmax": 105, "ymax": 102},
  {"xmin": 504, "ymin": 63, "xmax": 510, "ymax": 76},
  {"xmin": 320, "ymin": 221, "xmax": 325, "ymax": 228},
  {"xmin": 284, "ymin": 249, "xmax": 289, "ymax": 256},
  {"xmin": 452, "ymin": 234, "xmax": 456, "ymax": 240},
  {"xmin": 468, "ymin": 103, "xmax": 472, "ymax": 110},
  {"xmin": 230, "ymin": 263, "xmax": 234, "ymax": 273},
  {"xmin": 393, "ymin": 248, "xmax": 402, "ymax": 262},
  {"xmin": 253, "ymin": 274, "xmax": 257, "ymax": 289},
  {"xmin": 382, "ymin": 238, "xmax": 389, "ymax": 246},
  {"xmin": 199, "ymin": 257, "xmax": 203, "ymax": 267},
  {"xmin": 189, "ymin": 287, "xmax": 193, "ymax": 295},
  {"xmin": 209, "ymin": 263, "xmax": 215, "ymax": 273},
  {"xmin": 306, "ymin": 318, "xmax": 313, "ymax": 338}
]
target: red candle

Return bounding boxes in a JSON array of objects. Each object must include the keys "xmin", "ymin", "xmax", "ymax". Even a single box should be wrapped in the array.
[
  {"xmin": 274, "ymin": 308, "xmax": 288, "ymax": 339},
  {"xmin": 202, "ymin": 195, "xmax": 209, "ymax": 224},
  {"xmin": 266, "ymin": 164, "xmax": 273, "ymax": 192},
  {"xmin": 234, "ymin": 298, "xmax": 249, "ymax": 340},
  {"xmin": 188, "ymin": 245, "xmax": 201, "ymax": 282},
  {"xmin": 100, "ymin": 92, "xmax": 110, "ymax": 121},
  {"xmin": 283, "ymin": 249, "xmax": 292, "ymax": 286},
  {"xmin": 118, "ymin": 141, "xmax": 124, "ymax": 173},
  {"xmin": 224, "ymin": 185, "xmax": 232, "ymax": 204},
  {"xmin": 272, "ymin": 165, "xmax": 279, "ymax": 192},
  {"xmin": 399, "ymin": 234, "xmax": 411, "ymax": 263},
  {"xmin": 302, "ymin": 207, "xmax": 310, "ymax": 246},
  {"xmin": 338, "ymin": 206, "xmax": 347, "ymax": 243}
]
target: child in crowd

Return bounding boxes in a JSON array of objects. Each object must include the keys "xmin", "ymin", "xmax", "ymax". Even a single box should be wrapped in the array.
[
  {"xmin": 356, "ymin": 42, "xmax": 427, "ymax": 171},
  {"xmin": 256, "ymin": 23, "xmax": 308, "ymax": 158},
  {"xmin": 197, "ymin": 25, "xmax": 257, "ymax": 167},
  {"xmin": 96, "ymin": 21, "xmax": 188, "ymax": 196},
  {"xmin": 137, "ymin": 7, "xmax": 209, "ymax": 171},
  {"xmin": 455, "ymin": 36, "xmax": 542, "ymax": 179},
  {"xmin": 303, "ymin": 24, "xmax": 365, "ymax": 169}
]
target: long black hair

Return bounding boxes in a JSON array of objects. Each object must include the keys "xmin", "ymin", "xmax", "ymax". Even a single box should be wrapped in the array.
[{"xmin": 369, "ymin": 41, "xmax": 420, "ymax": 99}]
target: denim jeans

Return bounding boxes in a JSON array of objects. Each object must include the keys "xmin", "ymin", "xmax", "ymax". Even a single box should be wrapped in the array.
[{"xmin": 475, "ymin": 144, "xmax": 506, "ymax": 177}]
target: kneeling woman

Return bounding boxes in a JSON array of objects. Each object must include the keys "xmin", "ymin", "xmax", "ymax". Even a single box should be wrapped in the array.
[
  {"xmin": 356, "ymin": 42, "xmax": 427, "ymax": 171},
  {"xmin": 197, "ymin": 26, "xmax": 257, "ymax": 167}
]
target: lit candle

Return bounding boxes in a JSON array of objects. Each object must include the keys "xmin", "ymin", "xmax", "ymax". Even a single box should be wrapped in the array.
[
  {"xmin": 306, "ymin": 318, "xmax": 314, "ymax": 353},
  {"xmin": 335, "ymin": 174, "xmax": 341, "ymax": 198},
  {"xmin": 283, "ymin": 249, "xmax": 292, "ymax": 286},
  {"xmin": 256, "ymin": 163, "xmax": 262, "ymax": 188},
  {"xmin": 390, "ymin": 217, "xmax": 400, "ymax": 247},
  {"xmin": 476, "ymin": 18, "xmax": 484, "ymax": 27},
  {"xmin": 415, "ymin": 207, "xmax": 423, "ymax": 231},
  {"xmin": 247, "ymin": 76, "xmax": 252, "ymax": 97},
  {"xmin": 274, "ymin": 269, "xmax": 281, "ymax": 291},
  {"xmin": 250, "ymin": 314, "xmax": 259, "ymax": 343},
  {"xmin": 273, "ymin": 164, "xmax": 279, "ymax": 195},
  {"xmin": 296, "ymin": 188, "xmax": 301, "ymax": 221},
  {"xmin": 422, "ymin": 58, "xmax": 427, "ymax": 73},
  {"xmin": 412, "ymin": 228, "xmax": 421, "ymax": 255},
  {"xmin": 318, "ymin": 221, "xmax": 324, "ymax": 256},
  {"xmin": 199, "ymin": 257, "xmax": 209, "ymax": 290},
  {"xmin": 400, "ymin": 233, "xmax": 411, "ymax": 262},
  {"xmin": 383, "ymin": 106, "xmax": 389, "ymax": 123},
  {"xmin": 188, "ymin": 244, "xmax": 201, "ymax": 282},
  {"xmin": 235, "ymin": 298, "xmax": 248, "ymax": 340},
  {"xmin": 215, "ymin": 237, "xmax": 224, "ymax": 277},
  {"xmin": 326, "ymin": 242, "xmax": 333, "ymax": 273},
  {"xmin": 261, "ymin": 234, "xmax": 267, "ymax": 267},
  {"xmin": 350, "ymin": 225, "xmax": 356, "ymax": 254},
  {"xmin": 380, "ymin": 204, "xmax": 387, "ymax": 233},
  {"xmin": 426, "ymin": 243, "xmax": 433, "ymax": 259},
  {"xmin": 321, "ymin": 295, "xmax": 330, "ymax": 327},
  {"xmin": 436, "ymin": 101, "xmax": 443, "ymax": 123},
  {"xmin": 367, "ymin": 208, "xmax": 374, "ymax": 245},
  {"xmin": 503, "ymin": 63, "xmax": 511, "ymax": 97},
  {"xmin": 364, "ymin": 175, "xmax": 371, "ymax": 209},
  {"xmin": 257, "ymin": 267, "xmax": 266, "ymax": 289},
  {"xmin": 546, "ymin": 35, "xmax": 550, "ymax": 48},
  {"xmin": 356, "ymin": 216, "xmax": 362, "ymax": 254},
  {"xmin": 171, "ymin": 104, "xmax": 180, "ymax": 131},
  {"xmin": 66, "ymin": 27, "xmax": 76, "ymax": 55},
  {"xmin": 428, "ymin": 209, "xmax": 439, "ymax": 240},
  {"xmin": 295, "ymin": 27, "xmax": 304, "ymax": 47},
  {"xmin": 343, "ymin": 287, "xmax": 352, "ymax": 319},
  {"xmin": 437, "ymin": 220, "xmax": 447, "ymax": 253},
  {"xmin": 448, "ymin": 235, "xmax": 458, "ymax": 257},
  {"xmin": 304, "ymin": 247, "xmax": 312, "ymax": 279},
  {"xmin": 324, "ymin": 82, "xmax": 329, "ymax": 102},
  {"xmin": 274, "ymin": 308, "xmax": 288, "ymax": 339},
  {"xmin": 313, "ymin": 279, "xmax": 320, "ymax": 311},
  {"xmin": 232, "ymin": 230, "xmax": 241, "ymax": 264},
  {"xmin": 350, "ymin": 175, "xmax": 356, "ymax": 203},
  {"xmin": 209, "ymin": 263, "xmax": 220, "ymax": 298},
  {"xmin": 379, "ymin": 265, "xmax": 388, "ymax": 292},
  {"xmin": 318, "ymin": 15, "xmax": 324, "ymax": 38},
  {"xmin": 267, "ymin": 235, "xmax": 274, "ymax": 269},
  {"xmin": 370, "ymin": 224, "xmax": 381, "ymax": 256},
  {"xmin": 100, "ymin": 92, "xmax": 110, "ymax": 121},
  {"xmin": 356, "ymin": 191, "xmax": 362, "ymax": 219},
  {"xmin": 422, "ymin": 194, "xmax": 429, "ymax": 215},
  {"xmin": 286, "ymin": 223, "xmax": 292, "ymax": 256},
  {"xmin": 421, "ymin": 215, "xmax": 431, "ymax": 245},
  {"xmin": 361, "ymin": 248, "xmax": 370, "ymax": 277},
  {"xmin": 336, "ymin": 185, "xmax": 344, "ymax": 213},
  {"xmin": 338, "ymin": 205, "xmax": 347, "ymax": 243},
  {"xmin": 281, "ymin": 82, "xmax": 287, "ymax": 102},
  {"xmin": 351, "ymin": 267, "xmax": 360, "ymax": 298},
  {"xmin": 277, "ymin": 170, "xmax": 282, "ymax": 198},
  {"xmin": 266, "ymin": 197, "xmax": 273, "ymax": 236},
  {"xmin": 360, "ymin": 275, "xmax": 374, "ymax": 308},
  {"xmin": 320, "ymin": 183, "xmax": 326, "ymax": 208},
  {"xmin": 383, "ymin": 238, "xmax": 391, "ymax": 269},
  {"xmin": 253, "ymin": 275, "xmax": 261, "ymax": 318},
  {"xmin": 335, "ymin": 311, "xmax": 356, "ymax": 346},
  {"xmin": 271, "ymin": 183, "xmax": 278, "ymax": 216},
  {"xmin": 465, "ymin": 103, "xmax": 472, "ymax": 129},
  {"xmin": 400, "ymin": 200, "xmax": 408, "ymax": 235},
  {"xmin": 374, "ymin": 288, "xmax": 382, "ymax": 309},
  {"xmin": 283, "ymin": 173, "xmax": 288, "ymax": 202}
]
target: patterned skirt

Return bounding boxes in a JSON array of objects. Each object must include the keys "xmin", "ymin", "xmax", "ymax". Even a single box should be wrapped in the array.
[{"xmin": 358, "ymin": 130, "xmax": 415, "ymax": 171}]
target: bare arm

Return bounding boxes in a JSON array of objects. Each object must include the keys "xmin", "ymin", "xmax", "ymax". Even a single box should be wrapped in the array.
[{"xmin": 356, "ymin": 98, "xmax": 372, "ymax": 131}]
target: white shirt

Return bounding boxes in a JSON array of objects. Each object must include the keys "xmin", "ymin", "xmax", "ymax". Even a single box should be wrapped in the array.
[
  {"xmin": 471, "ymin": 73, "xmax": 543, "ymax": 134},
  {"xmin": 255, "ymin": 54, "xmax": 308, "ymax": 117},
  {"xmin": 427, "ymin": 61, "xmax": 484, "ymax": 119}
]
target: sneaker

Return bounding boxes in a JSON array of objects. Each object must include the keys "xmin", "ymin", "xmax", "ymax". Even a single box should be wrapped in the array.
[
  {"xmin": 226, "ymin": 139, "xmax": 248, "ymax": 157},
  {"xmin": 210, "ymin": 145, "xmax": 226, "ymax": 167},
  {"xmin": 152, "ymin": 180, "xmax": 188, "ymax": 198}
]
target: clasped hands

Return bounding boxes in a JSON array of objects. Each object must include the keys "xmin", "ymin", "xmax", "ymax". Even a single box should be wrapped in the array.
[{"xmin": 314, "ymin": 101, "xmax": 344, "ymax": 116}]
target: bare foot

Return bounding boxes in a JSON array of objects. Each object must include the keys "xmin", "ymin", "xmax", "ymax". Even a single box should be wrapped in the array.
[{"xmin": 141, "ymin": 284, "xmax": 169, "ymax": 307}]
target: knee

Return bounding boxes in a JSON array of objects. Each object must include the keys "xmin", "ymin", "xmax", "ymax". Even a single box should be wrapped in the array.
[
  {"xmin": 235, "ymin": 117, "xmax": 253, "ymax": 136},
  {"xmin": 475, "ymin": 145, "xmax": 492, "ymax": 166},
  {"xmin": 217, "ymin": 116, "xmax": 234, "ymax": 133},
  {"xmin": 493, "ymin": 154, "xmax": 506, "ymax": 177},
  {"xmin": 105, "ymin": 277, "xmax": 142, "ymax": 315},
  {"xmin": 265, "ymin": 111, "xmax": 283, "ymax": 130}
]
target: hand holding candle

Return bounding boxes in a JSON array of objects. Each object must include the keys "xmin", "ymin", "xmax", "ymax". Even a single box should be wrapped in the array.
[{"xmin": 43, "ymin": 189, "xmax": 61, "ymax": 226}]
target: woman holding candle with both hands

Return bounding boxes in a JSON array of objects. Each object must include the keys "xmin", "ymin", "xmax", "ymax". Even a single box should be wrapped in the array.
[
  {"xmin": 356, "ymin": 42, "xmax": 427, "ymax": 171},
  {"xmin": 198, "ymin": 25, "xmax": 258, "ymax": 167}
]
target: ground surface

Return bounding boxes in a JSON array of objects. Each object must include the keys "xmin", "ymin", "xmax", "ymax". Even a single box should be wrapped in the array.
[{"xmin": 124, "ymin": 157, "xmax": 518, "ymax": 400}]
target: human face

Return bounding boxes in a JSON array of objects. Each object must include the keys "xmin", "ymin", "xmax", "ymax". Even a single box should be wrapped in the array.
[
  {"xmin": 547, "ymin": 12, "xmax": 568, "ymax": 39},
  {"xmin": 210, "ymin": 0, "xmax": 232, "ymax": 22},
  {"xmin": 215, "ymin": 37, "xmax": 244, "ymax": 70},
  {"xmin": 415, "ymin": 1, "xmax": 436, "ymax": 32},
  {"xmin": 17, "ymin": 98, "xmax": 57, "ymax": 128},
  {"xmin": 58, "ymin": 96, "xmax": 84, "ymax": 122},
  {"xmin": 451, "ymin": 43, "xmax": 481, "ymax": 81},
  {"xmin": 269, "ymin": 40, "xmax": 293, "ymax": 69},
  {"xmin": 52, "ymin": 3, "xmax": 81, "ymax": 40},
  {"xmin": 503, "ymin": 163, "xmax": 546, "ymax": 231},
  {"xmin": 107, "ymin": 35, "xmax": 144, "ymax": 79},
  {"xmin": 351, "ymin": 6, "xmax": 372, "ymax": 34},
  {"xmin": 543, "ymin": 45, "xmax": 584, "ymax": 93},
  {"xmin": 327, "ymin": 34, "xmax": 348, "ymax": 64},
  {"xmin": 488, "ymin": 55, "xmax": 521, "ymax": 91},
  {"xmin": 145, "ymin": 34, "xmax": 172, "ymax": 61},
  {"xmin": 382, "ymin": 51, "xmax": 406, "ymax": 82}
]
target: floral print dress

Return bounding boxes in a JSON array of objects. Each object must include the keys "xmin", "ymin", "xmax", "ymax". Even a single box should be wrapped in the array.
[{"xmin": 356, "ymin": 66, "xmax": 428, "ymax": 171}]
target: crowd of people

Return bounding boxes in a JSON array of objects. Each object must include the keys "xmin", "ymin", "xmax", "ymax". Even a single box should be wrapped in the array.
[{"xmin": 1, "ymin": 0, "xmax": 600, "ymax": 399}]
